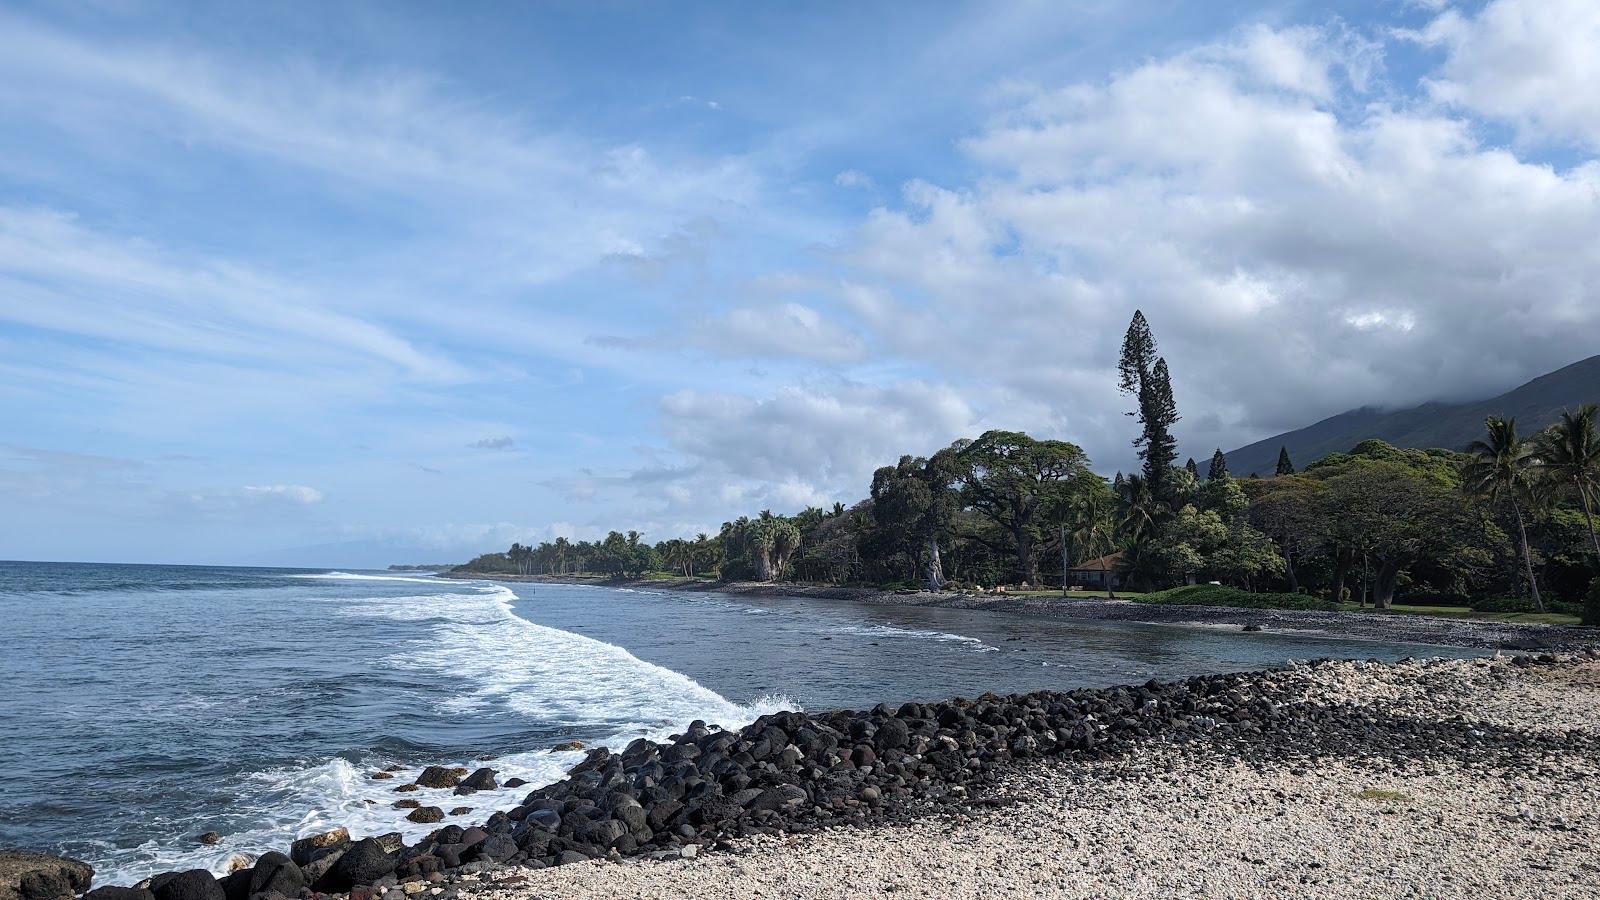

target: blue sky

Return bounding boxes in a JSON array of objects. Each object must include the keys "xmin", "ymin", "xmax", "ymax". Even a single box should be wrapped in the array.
[{"xmin": 4, "ymin": 0, "xmax": 1600, "ymax": 566}]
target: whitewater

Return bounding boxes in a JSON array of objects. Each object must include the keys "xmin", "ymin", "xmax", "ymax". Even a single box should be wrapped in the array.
[{"xmin": 0, "ymin": 561, "xmax": 1474, "ymax": 886}]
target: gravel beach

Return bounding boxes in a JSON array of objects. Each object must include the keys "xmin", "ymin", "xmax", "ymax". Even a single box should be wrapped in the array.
[{"xmin": 457, "ymin": 654, "xmax": 1600, "ymax": 899}]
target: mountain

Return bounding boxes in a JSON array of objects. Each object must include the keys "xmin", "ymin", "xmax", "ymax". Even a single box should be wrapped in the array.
[{"xmin": 1225, "ymin": 355, "xmax": 1600, "ymax": 477}]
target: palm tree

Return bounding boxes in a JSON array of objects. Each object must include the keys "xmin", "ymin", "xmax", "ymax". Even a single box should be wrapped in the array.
[
  {"xmin": 1116, "ymin": 473, "xmax": 1160, "ymax": 541},
  {"xmin": 1464, "ymin": 416, "xmax": 1544, "ymax": 612},
  {"xmin": 1070, "ymin": 492, "xmax": 1117, "ymax": 597},
  {"xmin": 1538, "ymin": 404, "xmax": 1600, "ymax": 557}
]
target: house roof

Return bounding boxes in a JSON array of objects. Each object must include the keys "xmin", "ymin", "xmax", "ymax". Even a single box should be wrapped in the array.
[{"xmin": 1069, "ymin": 551, "xmax": 1124, "ymax": 572}]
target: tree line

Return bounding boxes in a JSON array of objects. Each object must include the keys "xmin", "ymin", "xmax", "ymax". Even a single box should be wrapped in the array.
[{"xmin": 460, "ymin": 313, "xmax": 1600, "ymax": 615}]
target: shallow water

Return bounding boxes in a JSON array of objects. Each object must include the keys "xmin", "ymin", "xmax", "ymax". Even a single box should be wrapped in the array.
[{"xmin": 0, "ymin": 561, "xmax": 1475, "ymax": 884}]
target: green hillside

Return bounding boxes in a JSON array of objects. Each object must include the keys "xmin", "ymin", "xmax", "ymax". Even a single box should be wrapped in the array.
[{"xmin": 1226, "ymin": 355, "xmax": 1600, "ymax": 477}]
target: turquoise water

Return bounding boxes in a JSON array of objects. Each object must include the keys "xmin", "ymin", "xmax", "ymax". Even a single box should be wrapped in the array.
[{"xmin": 0, "ymin": 561, "xmax": 1474, "ymax": 885}]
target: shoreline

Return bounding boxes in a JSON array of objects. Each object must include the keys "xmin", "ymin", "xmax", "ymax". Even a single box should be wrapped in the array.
[
  {"xmin": 18, "ymin": 650, "xmax": 1595, "ymax": 900},
  {"xmin": 438, "ymin": 571, "xmax": 1594, "ymax": 651},
  {"xmin": 474, "ymin": 651, "xmax": 1600, "ymax": 898}
]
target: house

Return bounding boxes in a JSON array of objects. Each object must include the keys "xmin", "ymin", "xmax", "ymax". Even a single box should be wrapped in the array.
[{"xmin": 1066, "ymin": 551, "xmax": 1125, "ymax": 590}]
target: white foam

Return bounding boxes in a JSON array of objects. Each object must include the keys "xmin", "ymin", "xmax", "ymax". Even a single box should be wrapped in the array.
[
  {"xmin": 293, "ymin": 571, "xmax": 446, "ymax": 584},
  {"xmin": 825, "ymin": 622, "xmax": 1000, "ymax": 652},
  {"xmin": 94, "ymin": 578, "xmax": 794, "ymax": 886}
]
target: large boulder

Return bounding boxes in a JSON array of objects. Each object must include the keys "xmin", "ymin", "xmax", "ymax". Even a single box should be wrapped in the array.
[
  {"xmin": 245, "ymin": 853, "xmax": 302, "ymax": 898},
  {"xmin": 0, "ymin": 851, "xmax": 94, "ymax": 900},
  {"xmin": 149, "ymin": 870, "xmax": 223, "ymax": 900},
  {"xmin": 83, "ymin": 889, "xmax": 152, "ymax": 900},
  {"xmin": 457, "ymin": 769, "xmax": 497, "ymax": 792},
  {"xmin": 315, "ymin": 839, "xmax": 394, "ymax": 892},
  {"xmin": 874, "ymin": 718, "xmax": 910, "ymax": 751},
  {"xmin": 688, "ymin": 795, "xmax": 743, "ymax": 828},
  {"xmin": 288, "ymin": 828, "xmax": 349, "ymax": 866},
  {"xmin": 413, "ymin": 767, "xmax": 466, "ymax": 789}
]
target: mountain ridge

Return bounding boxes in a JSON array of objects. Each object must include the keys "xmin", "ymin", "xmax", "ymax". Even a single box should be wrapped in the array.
[{"xmin": 1224, "ymin": 354, "xmax": 1600, "ymax": 476}]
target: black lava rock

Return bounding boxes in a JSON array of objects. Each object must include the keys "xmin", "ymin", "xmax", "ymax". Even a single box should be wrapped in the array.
[
  {"xmin": 245, "ymin": 853, "xmax": 302, "ymax": 898},
  {"xmin": 316, "ymin": 838, "xmax": 394, "ymax": 892},
  {"xmin": 150, "ymin": 870, "xmax": 224, "ymax": 900}
]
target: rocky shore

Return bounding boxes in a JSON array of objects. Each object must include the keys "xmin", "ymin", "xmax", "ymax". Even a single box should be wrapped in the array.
[
  {"xmin": 439, "ymin": 571, "xmax": 1594, "ymax": 650},
  {"xmin": 7, "ymin": 650, "xmax": 1599, "ymax": 900}
]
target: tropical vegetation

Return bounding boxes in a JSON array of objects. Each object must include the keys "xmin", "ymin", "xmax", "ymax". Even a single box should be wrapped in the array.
[{"xmin": 459, "ymin": 313, "xmax": 1600, "ymax": 618}]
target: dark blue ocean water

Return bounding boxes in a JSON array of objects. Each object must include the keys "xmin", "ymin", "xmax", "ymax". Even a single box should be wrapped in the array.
[{"xmin": 0, "ymin": 561, "xmax": 1475, "ymax": 884}]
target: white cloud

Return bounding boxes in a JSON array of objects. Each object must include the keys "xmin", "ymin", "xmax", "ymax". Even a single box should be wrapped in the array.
[
  {"xmin": 691, "ymin": 303, "xmax": 869, "ymax": 363},
  {"xmin": 242, "ymin": 484, "xmax": 325, "ymax": 504},
  {"xmin": 609, "ymin": 19, "xmax": 1600, "ymax": 512},
  {"xmin": 835, "ymin": 169, "xmax": 875, "ymax": 190},
  {"xmin": 1416, "ymin": 0, "xmax": 1600, "ymax": 149},
  {"xmin": 829, "ymin": 21, "xmax": 1600, "ymax": 458}
]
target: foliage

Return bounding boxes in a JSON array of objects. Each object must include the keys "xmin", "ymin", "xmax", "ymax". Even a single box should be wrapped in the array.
[
  {"xmin": 449, "ymin": 313, "xmax": 1599, "ymax": 622},
  {"xmin": 1587, "ymin": 578, "xmax": 1600, "ymax": 627},
  {"xmin": 949, "ymin": 430, "xmax": 1097, "ymax": 585}
]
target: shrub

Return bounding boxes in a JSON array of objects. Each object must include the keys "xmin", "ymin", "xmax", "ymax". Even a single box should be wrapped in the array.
[
  {"xmin": 1137, "ymin": 585, "xmax": 1337, "ymax": 611},
  {"xmin": 1586, "ymin": 578, "xmax": 1600, "ymax": 627},
  {"xmin": 1471, "ymin": 595, "xmax": 1583, "ymax": 616},
  {"xmin": 1395, "ymin": 590, "xmax": 1471, "ymax": 608}
]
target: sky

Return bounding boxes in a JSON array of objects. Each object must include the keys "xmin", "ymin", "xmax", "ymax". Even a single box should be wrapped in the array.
[{"xmin": 4, "ymin": 0, "xmax": 1600, "ymax": 566}]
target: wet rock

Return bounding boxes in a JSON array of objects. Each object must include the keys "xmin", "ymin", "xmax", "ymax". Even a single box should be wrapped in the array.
[
  {"xmin": 503, "ymin": 778, "xmax": 528, "ymax": 789},
  {"xmin": 449, "ymin": 807, "xmax": 473, "ymax": 816},
  {"xmin": 393, "ymin": 799, "xmax": 421, "ymax": 809},
  {"xmin": 407, "ymin": 807, "xmax": 445, "ymax": 824},
  {"xmin": 296, "ymin": 850, "xmax": 344, "ymax": 889},
  {"xmin": 371, "ymin": 772, "xmax": 394, "ymax": 780},
  {"xmin": 289, "ymin": 828, "xmax": 349, "ymax": 866},
  {"xmin": 552, "ymin": 741, "xmax": 585, "ymax": 752},
  {"xmin": 84, "ymin": 889, "xmax": 152, "ymax": 900},
  {"xmin": 1, "ymin": 851, "xmax": 95, "ymax": 900},
  {"xmin": 393, "ymin": 784, "xmax": 419, "ymax": 793},
  {"xmin": 458, "ymin": 768, "xmax": 497, "ymax": 791},
  {"xmin": 415, "ymin": 766, "xmax": 468, "ymax": 789},
  {"xmin": 195, "ymin": 833, "xmax": 221, "ymax": 846}
]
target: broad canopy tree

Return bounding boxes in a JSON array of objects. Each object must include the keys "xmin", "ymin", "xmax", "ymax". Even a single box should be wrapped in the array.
[{"xmin": 949, "ymin": 430, "xmax": 1097, "ymax": 586}]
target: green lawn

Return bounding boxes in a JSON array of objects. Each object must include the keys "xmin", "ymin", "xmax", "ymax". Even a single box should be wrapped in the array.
[
  {"xmin": 1335, "ymin": 602, "xmax": 1580, "ymax": 626},
  {"xmin": 1009, "ymin": 588, "xmax": 1149, "ymax": 599}
]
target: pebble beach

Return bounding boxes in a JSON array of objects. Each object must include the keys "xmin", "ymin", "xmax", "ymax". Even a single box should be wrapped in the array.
[{"xmin": 460, "ymin": 653, "xmax": 1600, "ymax": 899}]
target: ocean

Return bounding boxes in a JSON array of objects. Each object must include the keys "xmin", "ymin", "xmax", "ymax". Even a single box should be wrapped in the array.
[{"xmin": 0, "ymin": 561, "xmax": 1474, "ymax": 885}]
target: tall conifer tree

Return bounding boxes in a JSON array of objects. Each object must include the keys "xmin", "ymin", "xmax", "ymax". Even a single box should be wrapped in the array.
[
  {"xmin": 1117, "ymin": 310, "xmax": 1180, "ymax": 500},
  {"xmin": 1275, "ymin": 446, "xmax": 1296, "ymax": 476},
  {"xmin": 1207, "ymin": 448, "xmax": 1229, "ymax": 481}
]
